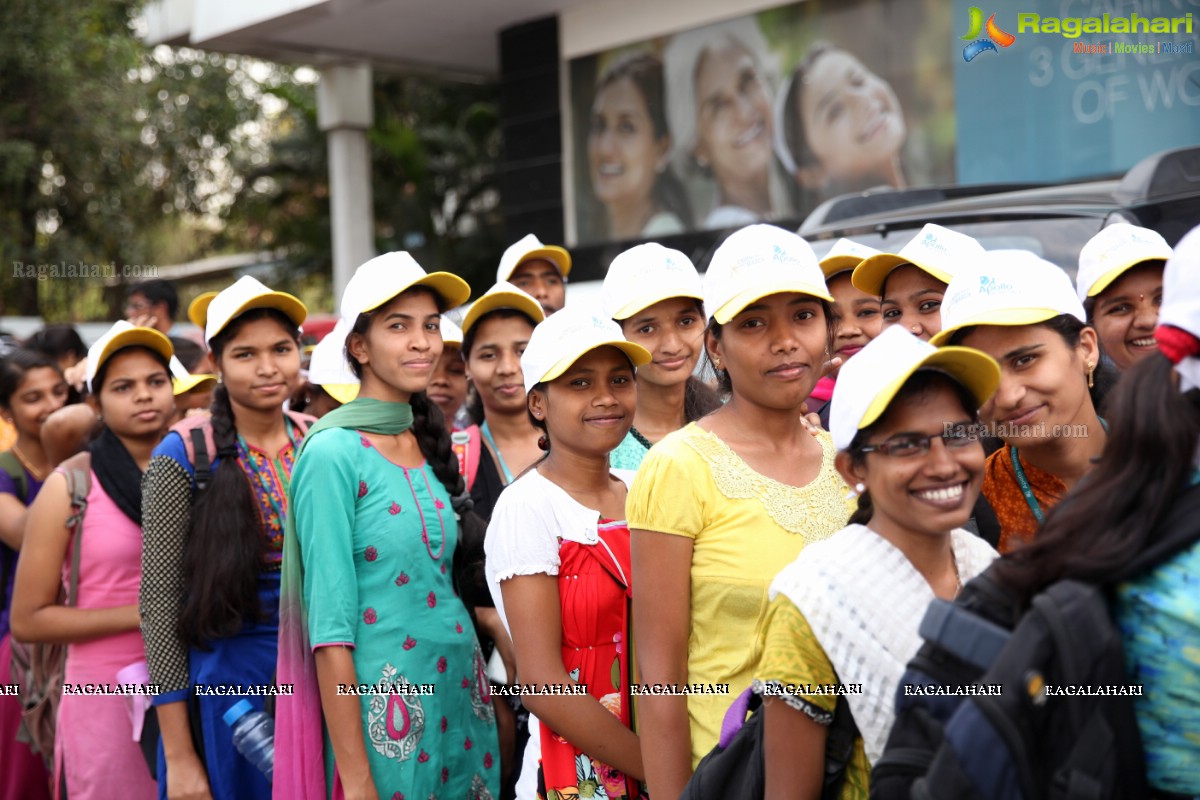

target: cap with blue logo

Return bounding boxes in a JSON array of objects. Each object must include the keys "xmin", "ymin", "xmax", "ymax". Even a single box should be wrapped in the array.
[
  {"xmin": 703, "ymin": 224, "xmax": 832, "ymax": 325},
  {"xmin": 520, "ymin": 309, "xmax": 652, "ymax": 393},
  {"xmin": 852, "ymin": 224, "xmax": 985, "ymax": 297},
  {"xmin": 1076, "ymin": 223, "xmax": 1172, "ymax": 303}
]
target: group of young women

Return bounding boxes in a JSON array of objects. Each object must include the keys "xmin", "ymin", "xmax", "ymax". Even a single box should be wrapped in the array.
[{"xmin": 0, "ymin": 217, "xmax": 1195, "ymax": 800}]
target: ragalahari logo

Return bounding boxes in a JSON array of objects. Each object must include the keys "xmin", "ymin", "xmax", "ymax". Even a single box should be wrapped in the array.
[{"xmin": 960, "ymin": 7, "xmax": 1016, "ymax": 62}]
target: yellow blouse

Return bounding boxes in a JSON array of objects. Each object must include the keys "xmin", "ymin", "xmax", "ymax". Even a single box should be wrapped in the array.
[{"xmin": 626, "ymin": 423, "xmax": 852, "ymax": 766}]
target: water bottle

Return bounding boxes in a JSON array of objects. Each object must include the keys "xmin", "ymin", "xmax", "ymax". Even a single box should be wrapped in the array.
[{"xmin": 222, "ymin": 699, "xmax": 274, "ymax": 781}]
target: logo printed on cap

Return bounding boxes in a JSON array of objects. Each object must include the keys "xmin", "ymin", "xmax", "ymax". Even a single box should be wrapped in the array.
[
  {"xmin": 921, "ymin": 233, "xmax": 949, "ymax": 253},
  {"xmin": 979, "ymin": 275, "xmax": 1015, "ymax": 296}
]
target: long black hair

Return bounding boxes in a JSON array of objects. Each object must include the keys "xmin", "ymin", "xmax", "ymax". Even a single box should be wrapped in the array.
[
  {"xmin": 991, "ymin": 352, "xmax": 1200, "ymax": 604},
  {"xmin": 178, "ymin": 308, "xmax": 300, "ymax": 648}
]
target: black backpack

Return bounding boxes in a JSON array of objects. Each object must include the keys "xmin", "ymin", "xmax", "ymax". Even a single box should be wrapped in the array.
[
  {"xmin": 682, "ymin": 685, "xmax": 859, "ymax": 800},
  {"xmin": 871, "ymin": 482, "xmax": 1200, "ymax": 800}
]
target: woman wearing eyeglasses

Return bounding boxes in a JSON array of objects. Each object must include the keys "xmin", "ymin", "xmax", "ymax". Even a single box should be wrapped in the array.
[{"xmin": 755, "ymin": 326, "xmax": 1000, "ymax": 797}]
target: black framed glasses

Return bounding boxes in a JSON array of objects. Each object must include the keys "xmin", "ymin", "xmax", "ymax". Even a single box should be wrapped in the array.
[{"xmin": 858, "ymin": 427, "xmax": 981, "ymax": 458}]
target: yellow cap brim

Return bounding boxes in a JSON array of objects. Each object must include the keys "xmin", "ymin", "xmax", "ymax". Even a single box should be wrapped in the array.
[
  {"xmin": 539, "ymin": 341, "xmax": 652, "ymax": 384},
  {"xmin": 361, "ymin": 272, "xmax": 472, "ymax": 316},
  {"xmin": 463, "ymin": 289, "xmax": 545, "ymax": 334},
  {"xmin": 820, "ymin": 256, "xmax": 868, "ymax": 279},
  {"xmin": 1085, "ymin": 259, "xmax": 1166, "ymax": 298},
  {"xmin": 712, "ymin": 281, "xmax": 834, "ymax": 325},
  {"xmin": 611, "ymin": 289, "xmax": 704, "ymax": 321},
  {"xmin": 859, "ymin": 347, "xmax": 1001, "ymax": 430},
  {"xmin": 852, "ymin": 255, "xmax": 952, "ymax": 297},
  {"xmin": 98, "ymin": 329, "xmax": 175, "ymax": 374},
  {"xmin": 930, "ymin": 308, "xmax": 1064, "ymax": 347},
  {"xmin": 321, "ymin": 383, "xmax": 360, "ymax": 405},
  {"xmin": 211, "ymin": 291, "xmax": 308, "ymax": 341},
  {"xmin": 172, "ymin": 373, "xmax": 217, "ymax": 396},
  {"xmin": 511, "ymin": 246, "xmax": 572, "ymax": 279},
  {"xmin": 187, "ymin": 291, "xmax": 219, "ymax": 328}
]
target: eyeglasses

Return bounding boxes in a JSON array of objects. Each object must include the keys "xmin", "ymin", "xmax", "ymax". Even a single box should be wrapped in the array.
[{"xmin": 858, "ymin": 428, "xmax": 981, "ymax": 458}]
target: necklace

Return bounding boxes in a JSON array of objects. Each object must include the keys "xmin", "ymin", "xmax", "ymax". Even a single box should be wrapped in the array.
[{"xmin": 10, "ymin": 445, "xmax": 49, "ymax": 482}]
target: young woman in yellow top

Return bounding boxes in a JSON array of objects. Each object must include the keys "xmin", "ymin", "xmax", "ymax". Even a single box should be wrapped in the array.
[{"xmin": 627, "ymin": 224, "xmax": 853, "ymax": 799}]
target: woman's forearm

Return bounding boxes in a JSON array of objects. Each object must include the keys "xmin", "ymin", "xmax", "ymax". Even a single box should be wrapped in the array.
[
  {"xmin": 524, "ymin": 687, "xmax": 645, "ymax": 780},
  {"xmin": 637, "ymin": 695, "xmax": 693, "ymax": 798},
  {"xmin": 314, "ymin": 646, "xmax": 374, "ymax": 786},
  {"xmin": 10, "ymin": 602, "xmax": 140, "ymax": 645}
]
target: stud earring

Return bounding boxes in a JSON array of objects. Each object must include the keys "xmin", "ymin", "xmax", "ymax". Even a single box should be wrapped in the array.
[
  {"xmin": 713, "ymin": 357, "xmax": 721, "ymax": 369},
  {"xmin": 855, "ymin": 482, "xmax": 865, "ymax": 494}
]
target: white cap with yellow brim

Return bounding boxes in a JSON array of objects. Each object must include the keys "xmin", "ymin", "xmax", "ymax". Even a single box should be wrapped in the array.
[
  {"xmin": 852, "ymin": 224, "xmax": 985, "ymax": 297},
  {"xmin": 307, "ymin": 319, "xmax": 360, "ymax": 405},
  {"xmin": 703, "ymin": 224, "xmax": 833, "ymax": 325},
  {"xmin": 169, "ymin": 356, "xmax": 217, "ymax": 396},
  {"xmin": 819, "ymin": 238, "xmax": 882, "ymax": 280},
  {"xmin": 497, "ymin": 233, "xmax": 572, "ymax": 283},
  {"xmin": 205, "ymin": 276, "xmax": 307, "ymax": 345},
  {"xmin": 187, "ymin": 291, "xmax": 219, "ymax": 328},
  {"xmin": 1076, "ymin": 223, "xmax": 1171, "ymax": 302},
  {"xmin": 830, "ymin": 326, "xmax": 1000, "ymax": 451},
  {"xmin": 86, "ymin": 321, "xmax": 175, "ymax": 393},
  {"xmin": 602, "ymin": 243, "xmax": 703, "ymax": 321},
  {"xmin": 930, "ymin": 250, "xmax": 1085, "ymax": 347},
  {"xmin": 440, "ymin": 316, "xmax": 464, "ymax": 348},
  {"xmin": 339, "ymin": 252, "xmax": 471, "ymax": 326},
  {"xmin": 520, "ymin": 310, "xmax": 651, "ymax": 394},
  {"xmin": 461, "ymin": 282, "xmax": 545, "ymax": 336}
]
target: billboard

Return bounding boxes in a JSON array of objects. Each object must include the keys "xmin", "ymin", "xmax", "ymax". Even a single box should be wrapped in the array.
[{"xmin": 566, "ymin": 0, "xmax": 1200, "ymax": 246}]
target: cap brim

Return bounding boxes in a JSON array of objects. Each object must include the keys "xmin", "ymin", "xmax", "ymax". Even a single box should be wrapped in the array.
[
  {"xmin": 187, "ymin": 292, "xmax": 219, "ymax": 328},
  {"xmin": 508, "ymin": 246, "xmax": 572, "ymax": 280},
  {"xmin": 538, "ymin": 340, "xmax": 653, "ymax": 385},
  {"xmin": 930, "ymin": 308, "xmax": 1065, "ymax": 347},
  {"xmin": 1085, "ymin": 258, "xmax": 1166, "ymax": 298},
  {"xmin": 860, "ymin": 347, "xmax": 1001, "ymax": 430},
  {"xmin": 98, "ymin": 329, "xmax": 175, "ymax": 373},
  {"xmin": 173, "ymin": 373, "xmax": 217, "ymax": 396},
  {"xmin": 321, "ymin": 383, "xmax": 360, "ymax": 405},
  {"xmin": 612, "ymin": 289, "xmax": 705, "ymax": 321},
  {"xmin": 463, "ymin": 289, "xmax": 545, "ymax": 334},
  {"xmin": 215, "ymin": 291, "xmax": 308, "ymax": 340},
  {"xmin": 820, "ymin": 256, "xmax": 868, "ymax": 279},
  {"xmin": 712, "ymin": 281, "xmax": 834, "ymax": 325},
  {"xmin": 361, "ymin": 272, "xmax": 472, "ymax": 316},
  {"xmin": 852, "ymin": 255, "xmax": 952, "ymax": 296}
]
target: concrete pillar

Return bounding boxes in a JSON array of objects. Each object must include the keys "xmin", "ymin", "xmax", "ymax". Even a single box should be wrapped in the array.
[{"xmin": 318, "ymin": 63, "xmax": 375, "ymax": 304}]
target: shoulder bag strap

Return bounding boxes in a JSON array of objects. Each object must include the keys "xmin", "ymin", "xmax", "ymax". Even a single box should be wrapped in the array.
[{"xmin": 61, "ymin": 452, "xmax": 92, "ymax": 606}]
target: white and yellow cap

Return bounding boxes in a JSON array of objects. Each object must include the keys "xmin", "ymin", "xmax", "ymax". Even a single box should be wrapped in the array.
[
  {"xmin": 819, "ymin": 238, "xmax": 882, "ymax": 280},
  {"xmin": 1160, "ymin": 225, "xmax": 1200, "ymax": 392},
  {"xmin": 520, "ymin": 310, "xmax": 651, "ymax": 394},
  {"xmin": 86, "ymin": 320, "xmax": 174, "ymax": 393},
  {"xmin": 440, "ymin": 316, "xmax": 464, "ymax": 348},
  {"xmin": 497, "ymin": 233, "xmax": 572, "ymax": 283},
  {"xmin": 1076, "ymin": 223, "xmax": 1171, "ymax": 302},
  {"xmin": 461, "ymin": 281, "xmax": 546, "ymax": 335},
  {"xmin": 830, "ymin": 326, "xmax": 1000, "ymax": 450},
  {"xmin": 169, "ymin": 357, "xmax": 217, "ymax": 396},
  {"xmin": 703, "ymin": 224, "xmax": 833, "ymax": 325},
  {"xmin": 340, "ymin": 252, "xmax": 471, "ymax": 325},
  {"xmin": 307, "ymin": 319, "xmax": 359, "ymax": 405},
  {"xmin": 205, "ymin": 276, "xmax": 307, "ymax": 345},
  {"xmin": 852, "ymin": 224, "xmax": 985, "ymax": 296},
  {"xmin": 930, "ymin": 250, "xmax": 1086, "ymax": 347},
  {"xmin": 187, "ymin": 291, "xmax": 219, "ymax": 328},
  {"xmin": 602, "ymin": 243, "xmax": 703, "ymax": 321}
]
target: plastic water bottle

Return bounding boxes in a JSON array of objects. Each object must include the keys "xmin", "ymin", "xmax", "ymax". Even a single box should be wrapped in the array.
[{"xmin": 222, "ymin": 699, "xmax": 274, "ymax": 781}]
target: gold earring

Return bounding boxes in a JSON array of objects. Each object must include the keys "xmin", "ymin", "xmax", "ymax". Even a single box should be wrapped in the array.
[
  {"xmin": 1087, "ymin": 363, "xmax": 1095, "ymax": 389},
  {"xmin": 713, "ymin": 357, "xmax": 722, "ymax": 369}
]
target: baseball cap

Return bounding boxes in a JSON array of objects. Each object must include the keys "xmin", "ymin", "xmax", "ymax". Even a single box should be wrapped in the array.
[
  {"xmin": 205, "ymin": 276, "xmax": 307, "ymax": 345},
  {"xmin": 497, "ymin": 234, "xmax": 572, "ymax": 283},
  {"xmin": 1076, "ymin": 223, "xmax": 1172, "ymax": 302},
  {"xmin": 930, "ymin": 250, "xmax": 1086, "ymax": 347},
  {"xmin": 169, "ymin": 357, "xmax": 217, "ymax": 396},
  {"xmin": 602, "ymin": 243, "xmax": 703, "ymax": 321},
  {"xmin": 1159, "ymin": 225, "xmax": 1200, "ymax": 392},
  {"xmin": 520, "ymin": 310, "xmax": 651, "ymax": 394},
  {"xmin": 461, "ymin": 282, "xmax": 546, "ymax": 336},
  {"xmin": 440, "ymin": 316, "xmax": 464, "ymax": 348},
  {"xmin": 340, "ymin": 252, "xmax": 471, "ymax": 325},
  {"xmin": 819, "ymin": 238, "xmax": 883, "ymax": 280},
  {"xmin": 703, "ymin": 224, "xmax": 833, "ymax": 325},
  {"xmin": 86, "ymin": 321, "xmax": 175, "ymax": 393},
  {"xmin": 307, "ymin": 318, "xmax": 359, "ymax": 405},
  {"xmin": 852, "ymin": 224, "xmax": 986, "ymax": 296},
  {"xmin": 187, "ymin": 291, "xmax": 219, "ymax": 328},
  {"xmin": 830, "ymin": 326, "xmax": 1000, "ymax": 451}
]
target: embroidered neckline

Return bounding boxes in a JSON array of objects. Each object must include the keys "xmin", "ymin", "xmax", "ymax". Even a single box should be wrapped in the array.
[
  {"xmin": 629, "ymin": 426, "xmax": 654, "ymax": 450},
  {"xmin": 681, "ymin": 424, "xmax": 846, "ymax": 539}
]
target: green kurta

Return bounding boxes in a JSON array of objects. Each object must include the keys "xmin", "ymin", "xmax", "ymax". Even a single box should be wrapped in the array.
[{"xmin": 292, "ymin": 427, "xmax": 498, "ymax": 799}]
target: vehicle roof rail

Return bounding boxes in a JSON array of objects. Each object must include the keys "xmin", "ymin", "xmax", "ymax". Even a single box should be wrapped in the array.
[{"xmin": 1116, "ymin": 146, "xmax": 1200, "ymax": 204}]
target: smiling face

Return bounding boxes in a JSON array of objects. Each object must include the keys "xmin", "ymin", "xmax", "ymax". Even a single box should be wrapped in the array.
[
  {"xmin": 842, "ymin": 378, "xmax": 983, "ymax": 540},
  {"xmin": 691, "ymin": 41, "xmax": 773, "ymax": 191},
  {"xmin": 881, "ymin": 265, "xmax": 947, "ymax": 341},
  {"xmin": 465, "ymin": 313, "xmax": 536, "ymax": 417},
  {"xmin": 509, "ymin": 259, "xmax": 566, "ymax": 316},
  {"xmin": 589, "ymin": 76, "xmax": 668, "ymax": 210},
  {"xmin": 348, "ymin": 290, "xmax": 443, "ymax": 402},
  {"xmin": 1, "ymin": 366, "xmax": 68, "ymax": 441},
  {"xmin": 959, "ymin": 322, "xmax": 1098, "ymax": 448},
  {"xmin": 798, "ymin": 48, "xmax": 905, "ymax": 184},
  {"xmin": 707, "ymin": 292, "xmax": 829, "ymax": 411},
  {"xmin": 528, "ymin": 345, "xmax": 637, "ymax": 457},
  {"xmin": 618, "ymin": 297, "xmax": 704, "ymax": 390},
  {"xmin": 827, "ymin": 272, "xmax": 882, "ymax": 376},
  {"xmin": 1090, "ymin": 262, "xmax": 1163, "ymax": 371},
  {"xmin": 216, "ymin": 315, "xmax": 303, "ymax": 413},
  {"xmin": 94, "ymin": 348, "xmax": 175, "ymax": 439},
  {"xmin": 429, "ymin": 343, "xmax": 468, "ymax": 425}
]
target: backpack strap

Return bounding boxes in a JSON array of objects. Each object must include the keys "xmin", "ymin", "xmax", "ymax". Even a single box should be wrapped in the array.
[
  {"xmin": 822, "ymin": 694, "xmax": 860, "ymax": 799},
  {"xmin": 0, "ymin": 450, "xmax": 30, "ymax": 504},
  {"xmin": 59, "ymin": 452, "xmax": 92, "ymax": 607},
  {"xmin": 190, "ymin": 428, "xmax": 213, "ymax": 493},
  {"xmin": 451, "ymin": 426, "xmax": 482, "ymax": 492}
]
